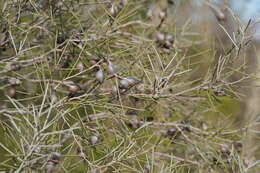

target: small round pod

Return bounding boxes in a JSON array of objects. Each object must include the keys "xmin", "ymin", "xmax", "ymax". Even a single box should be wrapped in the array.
[
  {"xmin": 220, "ymin": 144, "xmax": 231, "ymax": 155},
  {"xmin": 95, "ymin": 68, "xmax": 105, "ymax": 83},
  {"xmin": 165, "ymin": 34, "xmax": 174, "ymax": 44},
  {"xmin": 164, "ymin": 34, "xmax": 174, "ymax": 49},
  {"xmin": 90, "ymin": 56, "xmax": 101, "ymax": 65},
  {"xmin": 232, "ymin": 141, "xmax": 242, "ymax": 152},
  {"xmin": 119, "ymin": 78, "xmax": 130, "ymax": 89},
  {"xmin": 76, "ymin": 62, "xmax": 85, "ymax": 72},
  {"xmin": 107, "ymin": 61, "xmax": 119, "ymax": 75},
  {"xmin": 90, "ymin": 134, "xmax": 100, "ymax": 146},
  {"xmin": 155, "ymin": 32, "xmax": 165, "ymax": 43},
  {"xmin": 130, "ymin": 115, "xmax": 142, "ymax": 129},
  {"xmin": 119, "ymin": 77, "xmax": 141, "ymax": 89},
  {"xmin": 64, "ymin": 81, "xmax": 79, "ymax": 93},
  {"xmin": 7, "ymin": 86, "xmax": 16, "ymax": 98},
  {"xmin": 109, "ymin": 4, "xmax": 118, "ymax": 17}
]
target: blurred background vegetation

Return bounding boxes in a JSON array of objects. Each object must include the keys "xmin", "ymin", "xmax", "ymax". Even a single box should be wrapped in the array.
[{"xmin": 0, "ymin": 0, "xmax": 259, "ymax": 172}]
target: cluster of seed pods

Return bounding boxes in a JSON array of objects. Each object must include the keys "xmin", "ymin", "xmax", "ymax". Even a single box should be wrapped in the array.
[
  {"xmin": 90, "ymin": 56, "xmax": 141, "ymax": 93},
  {"xmin": 107, "ymin": 0, "xmax": 128, "ymax": 25}
]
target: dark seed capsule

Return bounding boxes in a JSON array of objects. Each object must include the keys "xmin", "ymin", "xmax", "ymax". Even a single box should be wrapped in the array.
[
  {"xmin": 166, "ymin": 128, "xmax": 178, "ymax": 137},
  {"xmin": 125, "ymin": 110, "xmax": 138, "ymax": 115},
  {"xmin": 50, "ymin": 152, "xmax": 61, "ymax": 161},
  {"xmin": 214, "ymin": 88, "xmax": 225, "ymax": 96},
  {"xmin": 220, "ymin": 144, "xmax": 230, "ymax": 155},
  {"xmin": 233, "ymin": 141, "xmax": 242, "ymax": 152},
  {"xmin": 146, "ymin": 116, "xmax": 154, "ymax": 122},
  {"xmin": 57, "ymin": 34, "xmax": 67, "ymax": 44},
  {"xmin": 77, "ymin": 148, "xmax": 86, "ymax": 158},
  {"xmin": 167, "ymin": 0, "xmax": 174, "ymax": 5}
]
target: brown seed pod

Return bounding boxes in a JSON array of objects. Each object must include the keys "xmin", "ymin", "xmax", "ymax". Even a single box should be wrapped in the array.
[
  {"xmin": 126, "ymin": 77, "xmax": 141, "ymax": 86},
  {"xmin": 96, "ymin": 68, "xmax": 105, "ymax": 83},
  {"xmin": 130, "ymin": 115, "xmax": 141, "ymax": 129},
  {"xmin": 7, "ymin": 86, "xmax": 16, "ymax": 98},
  {"xmin": 108, "ymin": 62, "xmax": 119, "ymax": 75},
  {"xmin": 156, "ymin": 32, "xmax": 165, "ymax": 43},
  {"xmin": 119, "ymin": 77, "xmax": 140, "ymax": 89},
  {"xmin": 69, "ymin": 85, "xmax": 79, "ymax": 93},
  {"xmin": 165, "ymin": 34, "xmax": 174, "ymax": 44},
  {"xmin": 220, "ymin": 144, "xmax": 230, "ymax": 155},
  {"xmin": 64, "ymin": 81, "xmax": 79, "ymax": 93},
  {"xmin": 90, "ymin": 56, "xmax": 101, "ymax": 65},
  {"xmin": 50, "ymin": 152, "xmax": 61, "ymax": 161},
  {"xmin": 76, "ymin": 62, "xmax": 84, "ymax": 72},
  {"xmin": 119, "ymin": 78, "xmax": 130, "ymax": 89}
]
